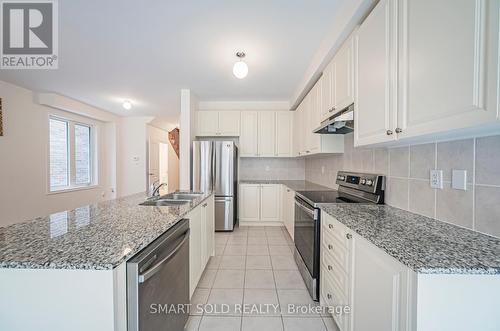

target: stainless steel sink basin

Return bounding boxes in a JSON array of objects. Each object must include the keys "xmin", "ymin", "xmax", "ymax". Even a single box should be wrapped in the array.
[
  {"xmin": 139, "ymin": 192, "xmax": 204, "ymax": 206},
  {"xmin": 167, "ymin": 192, "xmax": 204, "ymax": 200},
  {"xmin": 139, "ymin": 199, "xmax": 191, "ymax": 206}
]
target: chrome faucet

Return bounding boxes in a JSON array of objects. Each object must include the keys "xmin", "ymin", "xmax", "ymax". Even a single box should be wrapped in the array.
[{"xmin": 149, "ymin": 181, "xmax": 168, "ymax": 198}]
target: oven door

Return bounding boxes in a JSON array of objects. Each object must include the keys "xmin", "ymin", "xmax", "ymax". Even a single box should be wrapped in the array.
[{"xmin": 294, "ymin": 196, "xmax": 319, "ymax": 279}]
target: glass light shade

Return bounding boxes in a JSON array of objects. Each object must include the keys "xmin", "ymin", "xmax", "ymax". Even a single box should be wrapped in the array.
[
  {"xmin": 233, "ymin": 60, "xmax": 248, "ymax": 79},
  {"xmin": 122, "ymin": 100, "xmax": 132, "ymax": 110}
]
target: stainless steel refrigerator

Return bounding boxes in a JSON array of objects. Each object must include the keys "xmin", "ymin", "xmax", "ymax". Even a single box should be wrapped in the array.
[{"xmin": 192, "ymin": 141, "xmax": 238, "ymax": 231}]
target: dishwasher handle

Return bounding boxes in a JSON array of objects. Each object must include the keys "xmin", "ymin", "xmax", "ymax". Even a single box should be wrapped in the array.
[{"xmin": 138, "ymin": 229, "xmax": 190, "ymax": 284}]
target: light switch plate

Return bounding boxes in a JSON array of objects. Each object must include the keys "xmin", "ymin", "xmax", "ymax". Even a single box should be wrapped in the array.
[
  {"xmin": 430, "ymin": 170, "xmax": 443, "ymax": 189},
  {"xmin": 452, "ymin": 170, "xmax": 467, "ymax": 190}
]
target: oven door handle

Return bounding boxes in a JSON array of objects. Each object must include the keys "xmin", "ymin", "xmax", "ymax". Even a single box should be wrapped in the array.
[
  {"xmin": 295, "ymin": 199, "xmax": 315, "ymax": 218},
  {"xmin": 138, "ymin": 229, "xmax": 190, "ymax": 283}
]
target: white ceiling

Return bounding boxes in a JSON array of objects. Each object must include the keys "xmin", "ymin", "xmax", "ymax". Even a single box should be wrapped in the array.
[{"xmin": 0, "ymin": 0, "xmax": 346, "ymax": 124}]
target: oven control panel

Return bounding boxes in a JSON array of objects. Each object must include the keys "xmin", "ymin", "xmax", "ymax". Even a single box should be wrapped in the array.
[{"xmin": 336, "ymin": 171, "xmax": 384, "ymax": 194}]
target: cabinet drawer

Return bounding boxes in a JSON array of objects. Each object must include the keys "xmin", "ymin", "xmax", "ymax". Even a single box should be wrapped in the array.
[
  {"xmin": 322, "ymin": 227, "xmax": 350, "ymax": 271},
  {"xmin": 322, "ymin": 250, "xmax": 349, "ymax": 298},
  {"xmin": 321, "ymin": 271, "xmax": 348, "ymax": 330},
  {"xmin": 322, "ymin": 214, "xmax": 350, "ymax": 249}
]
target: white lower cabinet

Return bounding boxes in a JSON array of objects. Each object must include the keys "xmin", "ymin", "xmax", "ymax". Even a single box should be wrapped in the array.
[
  {"xmin": 239, "ymin": 184, "xmax": 281, "ymax": 225},
  {"xmin": 320, "ymin": 211, "xmax": 412, "ymax": 331},
  {"xmin": 320, "ymin": 210, "xmax": 500, "ymax": 331},
  {"xmin": 188, "ymin": 196, "xmax": 215, "ymax": 298}
]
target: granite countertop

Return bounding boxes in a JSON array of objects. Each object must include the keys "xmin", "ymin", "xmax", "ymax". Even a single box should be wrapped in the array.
[
  {"xmin": 0, "ymin": 192, "xmax": 213, "ymax": 270},
  {"xmin": 318, "ymin": 203, "xmax": 500, "ymax": 275},
  {"xmin": 239, "ymin": 179, "xmax": 332, "ymax": 192}
]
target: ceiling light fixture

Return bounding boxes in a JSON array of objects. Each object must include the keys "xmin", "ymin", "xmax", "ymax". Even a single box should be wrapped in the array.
[
  {"xmin": 233, "ymin": 52, "xmax": 248, "ymax": 79},
  {"xmin": 122, "ymin": 100, "xmax": 132, "ymax": 110}
]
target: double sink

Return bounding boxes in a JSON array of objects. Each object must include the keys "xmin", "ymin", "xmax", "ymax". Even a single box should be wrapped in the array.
[{"xmin": 140, "ymin": 192, "xmax": 204, "ymax": 206}]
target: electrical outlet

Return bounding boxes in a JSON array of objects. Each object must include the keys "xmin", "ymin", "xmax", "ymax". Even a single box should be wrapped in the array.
[{"xmin": 430, "ymin": 170, "xmax": 443, "ymax": 189}]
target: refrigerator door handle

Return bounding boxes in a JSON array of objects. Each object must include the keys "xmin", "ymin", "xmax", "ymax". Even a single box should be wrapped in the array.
[{"xmin": 211, "ymin": 143, "xmax": 216, "ymax": 192}]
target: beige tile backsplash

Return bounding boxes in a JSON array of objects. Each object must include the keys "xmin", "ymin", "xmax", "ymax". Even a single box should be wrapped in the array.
[
  {"xmin": 303, "ymin": 133, "xmax": 500, "ymax": 238},
  {"xmin": 240, "ymin": 158, "xmax": 305, "ymax": 181}
]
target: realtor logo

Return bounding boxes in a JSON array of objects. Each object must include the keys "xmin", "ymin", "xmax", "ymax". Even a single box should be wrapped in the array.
[{"xmin": 1, "ymin": 0, "xmax": 58, "ymax": 69}]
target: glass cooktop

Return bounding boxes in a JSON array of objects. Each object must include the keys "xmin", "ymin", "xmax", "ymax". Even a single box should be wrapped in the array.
[{"xmin": 295, "ymin": 190, "xmax": 365, "ymax": 206}]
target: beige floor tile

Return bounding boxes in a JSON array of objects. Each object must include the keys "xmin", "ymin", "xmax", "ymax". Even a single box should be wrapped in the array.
[
  {"xmin": 198, "ymin": 316, "xmax": 241, "ymax": 331},
  {"xmin": 213, "ymin": 269, "xmax": 245, "ymax": 289},
  {"xmin": 206, "ymin": 256, "xmax": 222, "ymax": 269},
  {"xmin": 246, "ymin": 255, "xmax": 272, "ymax": 270},
  {"xmin": 190, "ymin": 288, "xmax": 210, "ymax": 315},
  {"xmin": 322, "ymin": 317, "xmax": 341, "ymax": 331},
  {"xmin": 224, "ymin": 245, "xmax": 248, "ymax": 256},
  {"xmin": 247, "ymin": 236, "xmax": 268, "ymax": 245},
  {"xmin": 269, "ymin": 245, "xmax": 293, "ymax": 256},
  {"xmin": 243, "ymin": 289, "xmax": 280, "ymax": 316},
  {"xmin": 248, "ymin": 230, "xmax": 266, "ymax": 238},
  {"xmin": 245, "ymin": 269, "xmax": 275, "ymax": 289},
  {"xmin": 242, "ymin": 316, "xmax": 284, "ymax": 331},
  {"xmin": 246, "ymin": 245, "xmax": 269, "ymax": 256},
  {"xmin": 271, "ymin": 255, "xmax": 298, "ymax": 270},
  {"xmin": 282, "ymin": 317, "xmax": 327, "ymax": 331},
  {"xmin": 277, "ymin": 289, "xmax": 320, "ymax": 316},
  {"xmin": 274, "ymin": 270, "xmax": 306, "ymax": 290},
  {"xmin": 206, "ymin": 288, "xmax": 244, "ymax": 316},
  {"xmin": 220, "ymin": 255, "xmax": 246, "ymax": 269}
]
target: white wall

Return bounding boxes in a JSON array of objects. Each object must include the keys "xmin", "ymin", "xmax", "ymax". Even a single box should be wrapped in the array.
[
  {"xmin": 116, "ymin": 117, "xmax": 153, "ymax": 197},
  {"xmin": 147, "ymin": 125, "xmax": 179, "ymax": 193},
  {"xmin": 179, "ymin": 89, "xmax": 198, "ymax": 190},
  {"xmin": 0, "ymin": 81, "xmax": 118, "ymax": 227}
]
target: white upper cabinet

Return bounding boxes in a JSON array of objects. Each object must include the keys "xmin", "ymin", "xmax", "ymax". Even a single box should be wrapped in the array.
[
  {"xmin": 218, "ymin": 111, "xmax": 241, "ymax": 136},
  {"xmin": 240, "ymin": 111, "xmax": 293, "ymax": 158},
  {"xmin": 197, "ymin": 111, "xmax": 219, "ymax": 136},
  {"xmin": 355, "ymin": 0, "xmax": 500, "ymax": 147},
  {"xmin": 321, "ymin": 61, "xmax": 336, "ymax": 121},
  {"xmin": 196, "ymin": 111, "xmax": 240, "ymax": 136},
  {"xmin": 240, "ymin": 111, "xmax": 259, "ymax": 157},
  {"xmin": 275, "ymin": 111, "xmax": 293, "ymax": 157},
  {"xmin": 258, "ymin": 111, "xmax": 276, "ymax": 157},
  {"xmin": 354, "ymin": 0, "xmax": 398, "ymax": 146},
  {"xmin": 333, "ymin": 36, "xmax": 354, "ymax": 112},
  {"xmin": 397, "ymin": 0, "xmax": 499, "ymax": 139}
]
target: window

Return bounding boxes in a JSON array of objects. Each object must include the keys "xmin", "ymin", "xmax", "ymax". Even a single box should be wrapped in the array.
[{"xmin": 49, "ymin": 116, "xmax": 96, "ymax": 192}]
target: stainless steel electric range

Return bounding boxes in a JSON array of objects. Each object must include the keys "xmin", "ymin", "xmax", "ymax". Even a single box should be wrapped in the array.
[{"xmin": 293, "ymin": 171, "xmax": 385, "ymax": 301}]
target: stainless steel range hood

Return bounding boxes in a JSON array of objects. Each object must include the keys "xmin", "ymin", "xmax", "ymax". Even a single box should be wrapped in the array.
[{"xmin": 313, "ymin": 104, "xmax": 354, "ymax": 134}]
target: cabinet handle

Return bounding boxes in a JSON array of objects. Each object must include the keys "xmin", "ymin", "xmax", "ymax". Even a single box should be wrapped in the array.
[
  {"xmin": 395, "ymin": 128, "xmax": 403, "ymax": 134},
  {"xmin": 203, "ymin": 203, "xmax": 208, "ymax": 207},
  {"xmin": 328, "ymin": 224, "xmax": 334, "ymax": 229},
  {"xmin": 329, "ymin": 107, "xmax": 336, "ymax": 113},
  {"xmin": 327, "ymin": 293, "xmax": 332, "ymax": 299},
  {"xmin": 328, "ymin": 244, "xmax": 333, "ymax": 250},
  {"xmin": 386, "ymin": 130, "xmax": 393, "ymax": 135},
  {"xmin": 346, "ymin": 233, "xmax": 352, "ymax": 239},
  {"xmin": 328, "ymin": 265, "xmax": 333, "ymax": 271}
]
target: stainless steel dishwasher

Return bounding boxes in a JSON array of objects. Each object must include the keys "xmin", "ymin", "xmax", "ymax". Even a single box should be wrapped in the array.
[{"xmin": 127, "ymin": 219, "xmax": 190, "ymax": 331}]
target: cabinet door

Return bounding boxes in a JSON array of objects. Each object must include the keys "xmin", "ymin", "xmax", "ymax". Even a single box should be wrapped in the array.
[
  {"xmin": 200, "ymin": 204, "xmax": 208, "ymax": 269},
  {"xmin": 238, "ymin": 184, "xmax": 260, "ymax": 221},
  {"xmin": 293, "ymin": 104, "xmax": 303, "ymax": 156},
  {"xmin": 352, "ymin": 235, "xmax": 413, "ymax": 331},
  {"xmin": 321, "ymin": 61, "xmax": 335, "ymax": 120},
  {"xmin": 309, "ymin": 80, "xmax": 322, "ymax": 154},
  {"xmin": 240, "ymin": 111, "xmax": 259, "ymax": 157},
  {"xmin": 398, "ymin": 0, "xmax": 499, "ymax": 138},
  {"xmin": 333, "ymin": 36, "xmax": 354, "ymax": 111},
  {"xmin": 206, "ymin": 196, "xmax": 215, "ymax": 258},
  {"xmin": 189, "ymin": 206, "xmax": 202, "ymax": 297},
  {"xmin": 354, "ymin": 0, "xmax": 398, "ymax": 146},
  {"xmin": 218, "ymin": 111, "xmax": 241, "ymax": 136},
  {"xmin": 260, "ymin": 184, "xmax": 280, "ymax": 222},
  {"xmin": 258, "ymin": 112, "xmax": 276, "ymax": 157},
  {"xmin": 197, "ymin": 111, "xmax": 219, "ymax": 136},
  {"xmin": 275, "ymin": 111, "xmax": 293, "ymax": 157}
]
